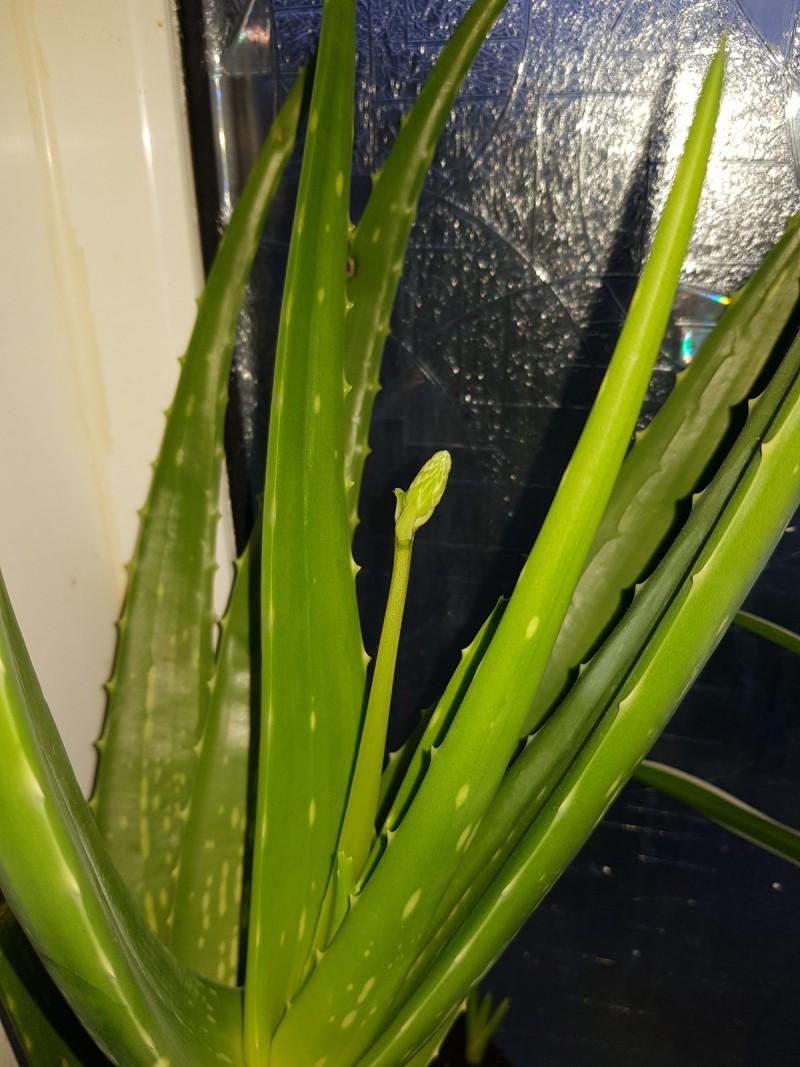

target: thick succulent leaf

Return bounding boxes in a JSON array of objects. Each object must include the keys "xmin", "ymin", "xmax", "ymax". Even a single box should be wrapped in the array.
[
  {"xmin": 91, "ymin": 69, "xmax": 307, "ymax": 941},
  {"xmin": 403, "ymin": 1006, "xmax": 463, "ymax": 1067},
  {"xmin": 375, "ymin": 599, "xmax": 506, "ymax": 842},
  {"xmin": 344, "ymin": 0, "xmax": 511, "ymax": 530},
  {"xmin": 362, "ymin": 600, "xmax": 506, "ymax": 894},
  {"xmin": 269, "ymin": 43, "xmax": 725, "ymax": 1067},
  {"xmin": 169, "ymin": 526, "xmax": 259, "ymax": 985},
  {"xmin": 243, "ymin": 1, "xmax": 366, "ymax": 1058},
  {"xmin": 733, "ymin": 610, "xmax": 800, "ymax": 655},
  {"xmin": 403, "ymin": 324, "xmax": 800, "ymax": 989},
  {"xmin": 1, "ymin": 902, "xmax": 110, "ymax": 1067},
  {"xmin": 635, "ymin": 760, "xmax": 800, "ymax": 865},
  {"xmin": 360, "ymin": 318, "xmax": 800, "ymax": 1067},
  {"xmin": 527, "ymin": 211, "xmax": 800, "ymax": 731},
  {"xmin": 0, "ymin": 569, "xmax": 243, "ymax": 1066}
]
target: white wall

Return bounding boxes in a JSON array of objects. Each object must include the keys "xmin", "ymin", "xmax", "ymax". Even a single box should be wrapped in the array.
[{"xmin": 0, "ymin": 0, "xmax": 206, "ymax": 1061}]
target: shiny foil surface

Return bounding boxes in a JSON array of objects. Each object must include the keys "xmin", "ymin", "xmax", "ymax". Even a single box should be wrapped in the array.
[{"xmin": 186, "ymin": 1, "xmax": 800, "ymax": 1063}]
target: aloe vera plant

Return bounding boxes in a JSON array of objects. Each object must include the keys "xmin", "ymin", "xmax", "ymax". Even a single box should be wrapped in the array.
[{"xmin": 1, "ymin": 4, "xmax": 799, "ymax": 1066}]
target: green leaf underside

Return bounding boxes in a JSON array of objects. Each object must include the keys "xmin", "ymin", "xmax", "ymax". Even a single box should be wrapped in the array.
[
  {"xmin": 635, "ymin": 760, "xmax": 800, "ymax": 865},
  {"xmin": 343, "ymin": 0, "xmax": 511, "ymax": 532},
  {"xmin": 403, "ymin": 1005, "xmax": 463, "ymax": 1067},
  {"xmin": 269, "ymin": 41, "xmax": 726, "ymax": 1067},
  {"xmin": 362, "ymin": 602, "xmax": 506, "ymax": 931},
  {"xmin": 1, "ymin": 903, "xmax": 111, "ymax": 1067},
  {"xmin": 733, "ymin": 610, "xmax": 800, "ymax": 656},
  {"xmin": 0, "ymin": 570, "xmax": 243, "ymax": 1066},
  {"xmin": 361, "ymin": 327, "xmax": 800, "ymax": 1067},
  {"xmin": 527, "ymin": 211, "xmax": 800, "ymax": 732},
  {"xmin": 373, "ymin": 599, "xmax": 507, "ymax": 857},
  {"xmin": 401, "ymin": 328, "xmax": 800, "ymax": 1001},
  {"xmin": 91, "ymin": 70, "xmax": 307, "ymax": 945},
  {"xmin": 169, "ymin": 525, "xmax": 259, "ymax": 985},
  {"xmin": 244, "ymin": 1, "xmax": 367, "ymax": 1060}
]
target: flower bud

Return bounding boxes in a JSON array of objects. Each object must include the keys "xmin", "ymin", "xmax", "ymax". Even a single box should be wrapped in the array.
[{"xmin": 394, "ymin": 450, "xmax": 451, "ymax": 544}]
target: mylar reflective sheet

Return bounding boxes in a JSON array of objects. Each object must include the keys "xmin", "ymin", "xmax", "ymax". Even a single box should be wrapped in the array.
[{"xmin": 184, "ymin": 1, "xmax": 800, "ymax": 1063}]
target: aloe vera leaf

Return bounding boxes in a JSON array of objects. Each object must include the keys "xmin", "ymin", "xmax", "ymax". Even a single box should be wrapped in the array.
[
  {"xmin": 270, "ymin": 42, "xmax": 726, "ymax": 1067},
  {"xmin": 526, "ymin": 208, "xmax": 800, "ymax": 732},
  {"xmin": 361, "ymin": 602, "xmax": 506, "ymax": 896},
  {"xmin": 733, "ymin": 610, "xmax": 800, "ymax": 655},
  {"xmin": 343, "ymin": 0, "xmax": 510, "ymax": 531},
  {"xmin": 90, "ymin": 70, "xmax": 307, "ymax": 943},
  {"xmin": 169, "ymin": 525, "xmax": 259, "ymax": 985},
  {"xmin": 403, "ymin": 1005, "xmax": 463, "ymax": 1067},
  {"xmin": 375, "ymin": 719, "xmax": 426, "ymax": 828},
  {"xmin": 360, "ymin": 330, "xmax": 800, "ymax": 1067},
  {"xmin": 0, "ymin": 569, "xmax": 244, "ymax": 1066},
  {"xmin": 243, "ymin": 1, "xmax": 366, "ymax": 1058},
  {"xmin": 375, "ymin": 598, "xmax": 507, "ymax": 841},
  {"xmin": 1, "ymin": 903, "xmax": 110, "ymax": 1067},
  {"xmin": 404, "ymin": 327, "xmax": 800, "ymax": 986},
  {"xmin": 635, "ymin": 760, "xmax": 800, "ymax": 865}
]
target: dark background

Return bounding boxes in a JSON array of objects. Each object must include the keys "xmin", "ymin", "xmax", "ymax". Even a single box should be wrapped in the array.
[{"xmin": 176, "ymin": 2, "xmax": 800, "ymax": 1063}]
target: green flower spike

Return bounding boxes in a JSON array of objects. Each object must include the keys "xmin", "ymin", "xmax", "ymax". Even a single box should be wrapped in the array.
[
  {"xmin": 394, "ymin": 449, "xmax": 452, "ymax": 545},
  {"xmin": 337, "ymin": 451, "xmax": 452, "ymax": 885}
]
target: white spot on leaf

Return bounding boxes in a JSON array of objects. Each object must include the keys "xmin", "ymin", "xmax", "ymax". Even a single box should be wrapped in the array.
[
  {"xmin": 357, "ymin": 976, "xmax": 375, "ymax": 1004},
  {"xmin": 402, "ymin": 889, "xmax": 422, "ymax": 921},
  {"xmin": 456, "ymin": 824, "xmax": 472, "ymax": 852}
]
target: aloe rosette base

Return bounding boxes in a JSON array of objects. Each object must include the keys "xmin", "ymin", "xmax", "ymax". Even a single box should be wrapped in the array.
[{"xmin": 1, "ymin": 5, "xmax": 799, "ymax": 1067}]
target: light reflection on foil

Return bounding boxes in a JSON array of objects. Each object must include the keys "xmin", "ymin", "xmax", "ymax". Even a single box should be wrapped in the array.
[
  {"xmin": 208, "ymin": 0, "xmax": 278, "ymax": 224},
  {"xmin": 202, "ymin": 0, "xmax": 282, "ymax": 540},
  {"xmin": 665, "ymin": 286, "xmax": 732, "ymax": 366}
]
